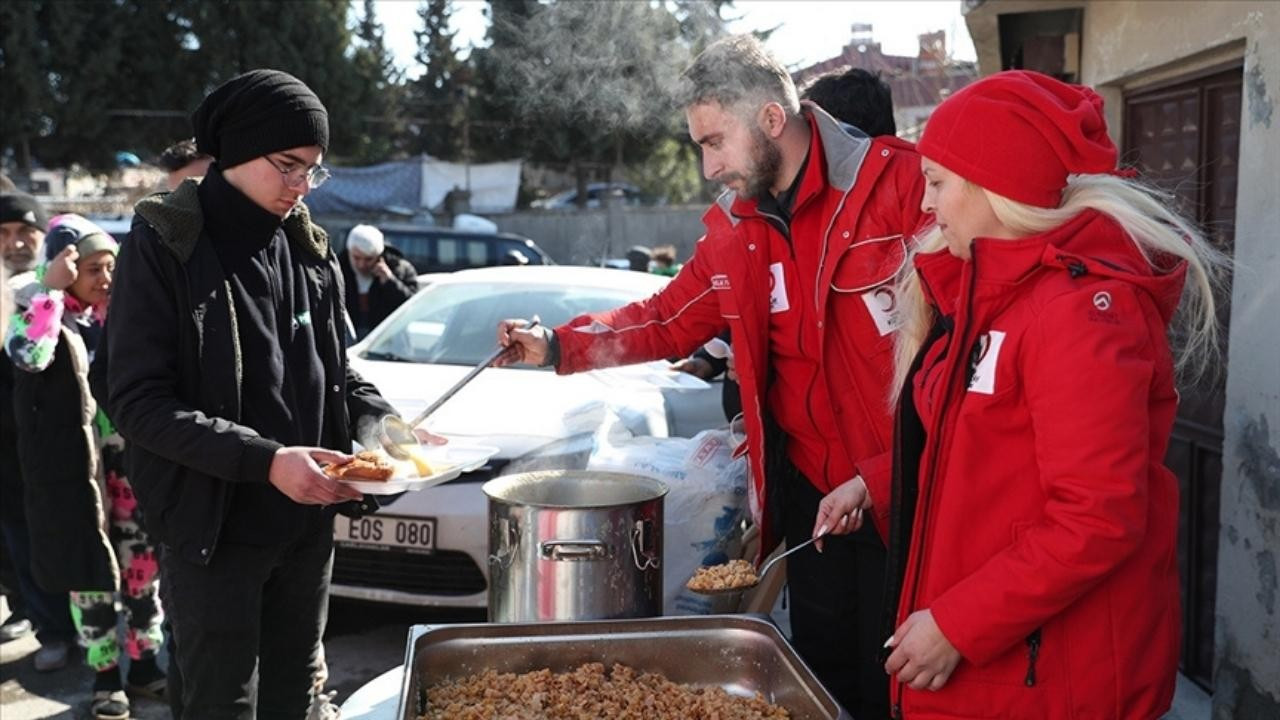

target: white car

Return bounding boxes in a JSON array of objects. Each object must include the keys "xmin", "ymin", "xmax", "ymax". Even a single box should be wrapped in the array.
[{"xmin": 331, "ymin": 266, "xmax": 726, "ymax": 608}]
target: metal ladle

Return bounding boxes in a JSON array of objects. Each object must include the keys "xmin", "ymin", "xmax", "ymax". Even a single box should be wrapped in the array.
[{"xmin": 378, "ymin": 317, "xmax": 540, "ymax": 461}]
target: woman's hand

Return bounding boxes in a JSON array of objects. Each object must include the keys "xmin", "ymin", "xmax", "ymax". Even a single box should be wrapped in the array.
[
  {"xmin": 812, "ymin": 475, "xmax": 869, "ymax": 550},
  {"xmin": 884, "ymin": 609, "xmax": 963, "ymax": 692}
]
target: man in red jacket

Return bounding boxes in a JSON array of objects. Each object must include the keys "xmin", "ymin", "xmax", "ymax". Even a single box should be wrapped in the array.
[{"xmin": 499, "ymin": 35, "xmax": 925, "ymax": 717}]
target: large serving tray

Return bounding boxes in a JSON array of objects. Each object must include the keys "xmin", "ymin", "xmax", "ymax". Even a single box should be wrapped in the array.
[{"xmin": 397, "ymin": 614, "xmax": 852, "ymax": 720}]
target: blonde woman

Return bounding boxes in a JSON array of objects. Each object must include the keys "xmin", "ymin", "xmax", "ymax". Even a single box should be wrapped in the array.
[{"xmin": 813, "ymin": 70, "xmax": 1224, "ymax": 718}]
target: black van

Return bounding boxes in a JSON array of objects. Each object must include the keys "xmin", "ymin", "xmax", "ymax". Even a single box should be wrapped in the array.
[{"xmin": 323, "ymin": 221, "xmax": 553, "ymax": 274}]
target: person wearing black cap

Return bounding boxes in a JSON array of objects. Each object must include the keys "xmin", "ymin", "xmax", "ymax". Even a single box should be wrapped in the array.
[
  {"xmin": 625, "ymin": 245, "xmax": 652, "ymax": 272},
  {"xmin": 99, "ymin": 69, "xmax": 406, "ymax": 719},
  {"xmin": 0, "ymin": 192, "xmax": 49, "ymax": 274}
]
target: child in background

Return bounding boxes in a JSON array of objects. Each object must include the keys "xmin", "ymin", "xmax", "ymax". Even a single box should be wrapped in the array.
[{"xmin": 650, "ymin": 245, "xmax": 682, "ymax": 277}]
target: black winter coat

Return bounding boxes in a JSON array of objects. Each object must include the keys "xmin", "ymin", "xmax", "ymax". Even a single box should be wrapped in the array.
[
  {"xmin": 1, "ymin": 274, "xmax": 42, "ymax": 525},
  {"xmin": 1, "ymin": 349, "xmax": 24, "ymax": 525},
  {"xmin": 98, "ymin": 181, "xmax": 393, "ymax": 566},
  {"xmin": 11, "ymin": 304, "xmax": 118, "ymax": 592}
]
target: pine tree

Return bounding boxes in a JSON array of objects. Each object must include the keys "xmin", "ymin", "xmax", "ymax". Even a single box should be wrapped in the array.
[
  {"xmin": 406, "ymin": 0, "xmax": 467, "ymax": 161},
  {"xmin": 2, "ymin": 1, "xmax": 204, "ymax": 173},
  {"xmin": 467, "ymin": 0, "xmax": 540, "ymax": 163},
  {"xmin": 481, "ymin": 0, "xmax": 694, "ymax": 204},
  {"xmin": 184, "ymin": 0, "xmax": 366, "ymax": 162},
  {"xmin": 673, "ymin": 0, "xmax": 735, "ymax": 52},
  {"xmin": 348, "ymin": 0, "xmax": 405, "ymax": 163},
  {"xmin": 0, "ymin": 0, "xmax": 51, "ymax": 176},
  {"xmin": 33, "ymin": 0, "xmax": 129, "ymax": 170},
  {"xmin": 2, "ymin": 1, "xmax": 415, "ymax": 172},
  {"xmin": 105, "ymin": 1, "xmax": 205, "ymax": 161}
]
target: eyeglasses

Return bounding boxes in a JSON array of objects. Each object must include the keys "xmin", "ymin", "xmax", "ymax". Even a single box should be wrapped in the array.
[{"xmin": 264, "ymin": 155, "xmax": 331, "ymax": 189}]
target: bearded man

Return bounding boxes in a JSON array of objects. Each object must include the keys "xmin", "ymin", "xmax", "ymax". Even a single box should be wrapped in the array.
[{"xmin": 497, "ymin": 35, "xmax": 928, "ymax": 717}]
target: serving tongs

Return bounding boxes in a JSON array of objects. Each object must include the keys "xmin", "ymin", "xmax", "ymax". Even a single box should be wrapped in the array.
[{"xmin": 378, "ymin": 317, "xmax": 540, "ymax": 461}]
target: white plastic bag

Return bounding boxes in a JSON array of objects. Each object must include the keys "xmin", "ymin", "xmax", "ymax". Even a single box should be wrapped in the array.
[{"xmin": 586, "ymin": 427, "xmax": 748, "ymax": 614}]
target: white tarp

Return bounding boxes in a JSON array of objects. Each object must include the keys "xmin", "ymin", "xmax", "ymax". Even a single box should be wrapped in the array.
[
  {"xmin": 305, "ymin": 155, "xmax": 521, "ymax": 215},
  {"xmin": 420, "ymin": 159, "xmax": 522, "ymax": 214}
]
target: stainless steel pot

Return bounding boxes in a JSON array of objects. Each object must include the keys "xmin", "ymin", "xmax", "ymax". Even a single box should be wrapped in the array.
[{"xmin": 483, "ymin": 470, "xmax": 665, "ymax": 622}]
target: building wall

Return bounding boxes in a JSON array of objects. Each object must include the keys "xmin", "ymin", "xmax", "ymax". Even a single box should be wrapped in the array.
[{"xmin": 965, "ymin": 2, "xmax": 1280, "ymax": 716}]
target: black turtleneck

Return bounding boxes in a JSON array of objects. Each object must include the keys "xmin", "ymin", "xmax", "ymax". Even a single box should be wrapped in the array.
[
  {"xmin": 198, "ymin": 165, "xmax": 328, "ymax": 544},
  {"xmin": 756, "ymin": 150, "xmax": 809, "ymax": 240}
]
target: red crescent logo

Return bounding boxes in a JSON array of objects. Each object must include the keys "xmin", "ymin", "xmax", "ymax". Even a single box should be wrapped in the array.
[{"xmin": 874, "ymin": 287, "xmax": 896, "ymax": 312}]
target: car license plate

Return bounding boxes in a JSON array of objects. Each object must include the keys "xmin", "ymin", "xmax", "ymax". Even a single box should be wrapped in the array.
[{"xmin": 334, "ymin": 514, "xmax": 437, "ymax": 553}]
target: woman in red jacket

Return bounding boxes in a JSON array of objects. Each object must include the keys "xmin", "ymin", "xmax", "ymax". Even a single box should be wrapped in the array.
[{"xmin": 814, "ymin": 70, "xmax": 1225, "ymax": 719}]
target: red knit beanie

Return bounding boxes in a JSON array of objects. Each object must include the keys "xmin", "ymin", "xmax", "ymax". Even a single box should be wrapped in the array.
[{"xmin": 918, "ymin": 70, "xmax": 1117, "ymax": 208}]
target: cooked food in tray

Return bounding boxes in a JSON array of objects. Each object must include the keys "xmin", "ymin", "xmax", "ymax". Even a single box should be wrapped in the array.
[
  {"xmin": 422, "ymin": 662, "xmax": 789, "ymax": 719},
  {"xmin": 686, "ymin": 559, "xmax": 760, "ymax": 592},
  {"xmin": 324, "ymin": 450, "xmax": 396, "ymax": 482},
  {"xmin": 324, "ymin": 445, "xmax": 446, "ymax": 483}
]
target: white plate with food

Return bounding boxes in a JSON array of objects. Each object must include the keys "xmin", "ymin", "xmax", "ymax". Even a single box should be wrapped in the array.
[{"xmin": 326, "ymin": 442, "xmax": 500, "ymax": 495}]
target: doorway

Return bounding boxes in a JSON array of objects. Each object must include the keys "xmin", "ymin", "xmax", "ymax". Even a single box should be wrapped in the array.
[{"xmin": 1123, "ymin": 64, "xmax": 1241, "ymax": 692}]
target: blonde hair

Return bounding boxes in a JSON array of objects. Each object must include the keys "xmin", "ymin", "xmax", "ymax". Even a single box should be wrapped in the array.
[{"xmin": 891, "ymin": 173, "xmax": 1228, "ymax": 401}]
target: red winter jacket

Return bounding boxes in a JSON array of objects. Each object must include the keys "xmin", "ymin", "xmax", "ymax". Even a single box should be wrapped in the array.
[
  {"xmin": 555, "ymin": 105, "xmax": 926, "ymax": 549},
  {"xmin": 887, "ymin": 210, "xmax": 1185, "ymax": 719}
]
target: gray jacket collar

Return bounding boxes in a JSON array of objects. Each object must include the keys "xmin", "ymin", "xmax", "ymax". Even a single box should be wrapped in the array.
[{"xmin": 134, "ymin": 178, "xmax": 330, "ymax": 263}]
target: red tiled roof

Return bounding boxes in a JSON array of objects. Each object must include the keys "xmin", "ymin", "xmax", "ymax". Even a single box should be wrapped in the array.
[{"xmin": 794, "ymin": 40, "xmax": 977, "ymax": 110}]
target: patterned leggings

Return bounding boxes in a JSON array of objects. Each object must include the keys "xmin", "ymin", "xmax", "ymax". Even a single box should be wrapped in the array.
[{"xmin": 70, "ymin": 434, "xmax": 164, "ymax": 672}]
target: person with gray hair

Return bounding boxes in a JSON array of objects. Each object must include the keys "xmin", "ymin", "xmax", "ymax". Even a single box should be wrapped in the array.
[
  {"xmin": 338, "ymin": 224, "xmax": 418, "ymax": 340},
  {"xmin": 499, "ymin": 34, "xmax": 928, "ymax": 717}
]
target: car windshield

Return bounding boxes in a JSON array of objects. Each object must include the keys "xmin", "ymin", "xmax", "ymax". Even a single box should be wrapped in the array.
[{"xmin": 361, "ymin": 281, "xmax": 640, "ymax": 367}]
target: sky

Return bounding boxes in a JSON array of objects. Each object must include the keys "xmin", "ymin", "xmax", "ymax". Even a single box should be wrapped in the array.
[{"xmin": 372, "ymin": 0, "xmax": 977, "ymax": 80}]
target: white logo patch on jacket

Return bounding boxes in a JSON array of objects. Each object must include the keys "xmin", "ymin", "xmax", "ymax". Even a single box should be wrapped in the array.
[
  {"xmin": 967, "ymin": 330, "xmax": 1007, "ymax": 395},
  {"xmin": 768, "ymin": 262, "xmax": 790, "ymax": 314},
  {"xmin": 860, "ymin": 286, "xmax": 902, "ymax": 336}
]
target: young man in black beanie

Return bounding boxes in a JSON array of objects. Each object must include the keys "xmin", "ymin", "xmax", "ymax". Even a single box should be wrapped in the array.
[{"xmin": 101, "ymin": 69, "xmax": 402, "ymax": 720}]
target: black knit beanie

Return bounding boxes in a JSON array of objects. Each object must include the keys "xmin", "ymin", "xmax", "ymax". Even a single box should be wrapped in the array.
[
  {"xmin": 191, "ymin": 69, "xmax": 329, "ymax": 169},
  {"xmin": 0, "ymin": 192, "xmax": 49, "ymax": 231}
]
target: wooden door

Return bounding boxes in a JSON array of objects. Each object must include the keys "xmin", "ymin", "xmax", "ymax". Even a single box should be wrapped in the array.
[{"xmin": 1123, "ymin": 66, "xmax": 1241, "ymax": 691}]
